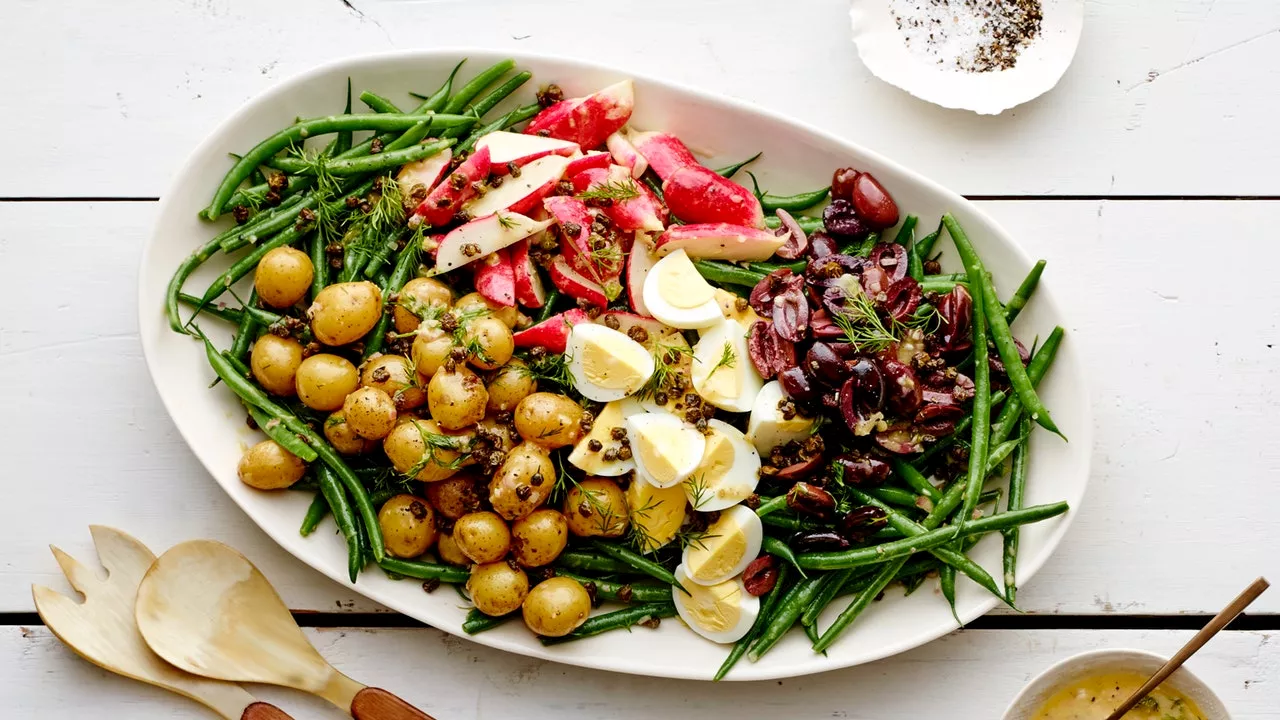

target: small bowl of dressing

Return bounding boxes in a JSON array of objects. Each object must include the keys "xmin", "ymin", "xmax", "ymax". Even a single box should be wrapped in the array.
[{"xmin": 1002, "ymin": 649, "xmax": 1229, "ymax": 720}]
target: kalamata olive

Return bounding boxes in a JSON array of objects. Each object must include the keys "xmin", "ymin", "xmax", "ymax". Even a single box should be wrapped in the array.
[
  {"xmin": 828, "ymin": 342, "xmax": 860, "ymax": 359},
  {"xmin": 869, "ymin": 244, "xmax": 908, "ymax": 282},
  {"xmin": 805, "ymin": 342, "xmax": 848, "ymax": 387},
  {"xmin": 852, "ymin": 172, "xmax": 899, "ymax": 230},
  {"xmin": 833, "ymin": 453, "xmax": 891, "ymax": 485},
  {"xmin": 820, "ymin": 389, "xmax": 841, "ymax": 411},
  {"xmin": 881, "ymin": 359, "xmax": 922, "ymax": 415},
  {"xmin": 787, "ymin": 482, "xmax": 837, "ymax": 518},
  {"xmin": 822, "ymin": 284, "xmax": 852, "ymax": 319},
  {"xmin": 823, "ymin": 199, "xmax": 871, "ymax": 241},
  {"xmin": 831, "ymin": 167, "xmax": 860, "ymax": 202},
  {"xmin": 777, "ymin": 453, "xmax": 826, "ymax": 481},
  {"xmin": 771, "ymin": 287, "xmax": 810, "ymax": 342},
  {"xmin": 840, "ymin": 506, "xmax": 889, "ymax": 543},
  {"xmin": 936, "ymin": 285, "xmax": 973, "ymax": 353},
  {"xmin": 809, "ymin": 309, "xmax": 845, "ymax": 339},
  {"xmin": 874, "ymin": 425, "xmax": 923, "ymax": 454},
  {"xmin": 847, "ymin": 358, "xmax": 886, "ymax": 411},
  {"xmin": 805, "ymin": 253, "xmax": 865, "ymax": 287},
  {"xmin": 914, "ymin": 403, "xmax": 964, "ymax": 437},
  {"xmin": 921, "ymin": 370, "xmax": 976, "ymax": 405},
  {"xmin": 989, "ymin": 338, "xmax": 1031, "ymax": 376},
  {"xmin": 779, "ymin": 366, "xmax": 818, "ymax": 405},
  {"xmin": 747, "ymin": 321, "xmax": 796, "ymax": 379},
  {"xmin": 861, "ymin": 265, "xmax": 892, "ymax": 298},
  {"xmin": 773, "ymin": 209, "xmax": 809, "ymax": 260},
  {"xmin": 791, "ymin": 530, "xmax": 850, "ymax": 553},
  {"xmin": 883, "ymin": 277, "xmax": 922, "ymax": 322},
  {"xmin": 742, "ymin": 555, "xmax": 779, "ymax": 597},
  {"xmin": 808, "ymin": 231, "xmax": 838, "ymax": 259},
  {"xmin": 750, "ymin": 268, "xmax": 800, "ymax": 317}
]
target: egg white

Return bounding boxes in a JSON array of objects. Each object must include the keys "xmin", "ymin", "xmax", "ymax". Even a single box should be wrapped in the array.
[
  {"xmin": 691, "ymin": 318, "xmax": 763, "ymax": 413},
  {"xmin": 567, "ymin": 396, "xmax": 646, "ymax": 476},
  {"xmin": 642, "ymin": 250, "xmax": 723, "ymax": 329},
  {"xmin": 626, "ymin": 411, "xmax": 706, "ymax": 488},
  {"xmin": 745, "ymin": 380, "xmax": 818, "ymax": 455},
  {"xmin": 684, "ymin": 419, "xmax": 761, "ymax": 512},
  {"xmin": 681, "ymin": 505, "xmax": 764, "ymax": 586},
  {"xmin": 672, "ymin": 565, "xmax": 760, "ymax": 644},
  {"xmin": 566, "ymin": 323, "xmax": 655, "ymax": 402}
]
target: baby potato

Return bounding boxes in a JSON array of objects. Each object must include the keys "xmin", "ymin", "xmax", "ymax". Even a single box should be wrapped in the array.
[
  {"xmin": 324, "ymin": 412, "xmax": 377, "ymax": 455},
  {"xmin": 378, "ymin": 494, "xmax": 437, "ymax": 559},
  {"xmin": 342, "ymin": 386, "xmax": 397, "ymax": 440},
  {"xmin": 489, "ymin": 442, "xmax": 555, "ymax": 521},
  {"xmin": 436, "ymin": 532, "xmax": 469, "ymax": 566},
  {"xmin": 255, "ymin": 246, "xmax": 314, "ymax": 309},
  {"xmin": 309, "ymin": 281, "xmax": 383, "ymax": 346},
  {"xmin": 486, "ymin": 359, "xmax": 536, "ymax": 413},
  {"xmin": 425, "ymin": 472, "xmax": 483, "ymax": 520},
  {"xmin": 394, "ymin": 277, "xmax": 453, "ymax": 333},
  {"xmin": 510, "ymin": 509, "xmax": 569, "ymax": 567},
  {"xmin": 564, "ymin": 477, "xmax": 629, "ymax": 538},
  {"xmin": 237, "ymin": 440, "xmax": 306, "ymax": 490},
  {"xmin": 427, "ymin": 364, "xmax": 488, "ymax": 431},
  {"xmin": 295, "ymin": 354, "xmax": 359, "ymax": 411},
  {"xmin": 462, "ymin": 315, "xmax": 514, "ymax": 371},
  {"xmin": 514, "ymin": 392, "xmax": 585, "ymax": 448},
  {"xmin": 467, "ymin": 561, "xmax": 529, "ymax": 617},
  {"xmin": 382, "ymin": 418, "xmax": 469, "ymax": 483},
  {"xmin": 453, "ymin": 511, "xmax": 511, "ymax": 564},
  {"xmin": 411, "ymin": 326, "xmax": 456, "ymax": 381},
  {"xmin": 360, "ymin": 354, "xmax": 426, "ymax": 411},
  {"xmin": 477, "ymin": 414, "xmax": 518, "ymax": 454},
  {"xmin": 522, "ymin": 577, "xmax": 591, "ymax": 637},
  {"xmin": 249, "ymin": 334, "xmax": 303, "ymax": 396},
  {"xmin": 455, "ymin": 291, "xmax": 518, "ymax": 329}
]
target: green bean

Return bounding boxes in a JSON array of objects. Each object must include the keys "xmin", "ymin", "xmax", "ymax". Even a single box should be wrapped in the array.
[
  {"xmin": 225, "ymin": 175, "xmax": 314, "ymax": 214},
  {"xmin": 760, "ymin": 187, "xmax": 830, "ymax": 212},
  {"xmin": 1004, "ymin": 259, "xmax": 1046, "ymax": 326},
  {"xmin": 309, "ymin": 229, "xmax": 329, "ymax": 300},
  {"xmin": 444, "ymin": 59, "xmax": 517, "ymax": 115},
  {"xmin": 554, "ymin": 549, "xmax": 636, "ymax": 575},
  {"xmin": 316, "ymin": 465, "xmax": 364, "ymax": 582},
  {"xmin": 299, "ymin": 490, "xmax": 329, "ymax": 537},
  {"xmin": 540, "ymin": 603, "xmax": 677, "ymax": 645},
  {"xmin": 335, "ymin": 80, "xmax": 354, "ymax": 154},
  {"xmin": 268, "ymin": 138, "xmax": 453, "ymax": 177},
  {"xmin": 889, "ymin": 458, "xmax": 941, "ymax": 503},
  {"xmin": 379, "ymin": 557, "xmax": 470, "ymax": 584},
  {"xmin": 227, "ymin": 289, "xmax": 260, "ymax": 362},
  {"xmin": 865, "ymin": 486, "xmax": 924, "ymax": 511},
  {"xmin": 801, "ymin": 568, "xmax": 853, "ymax": 627},
  {"xmin": 985, "ymin": 438, "xmax": 1022, "ymax": 475},
  {"xmin": 417, "ymin": 59, "xmax": 466, "ymax": 112},
  {"xmin": 715, "ymin": 563, "xmax": 788, "ymax": 680},
  {"xmin": 1003, "ymin": 416, "xmax": 1032, "ymax": 603},
  {"xmin": 533, "ymin": 291, "xmax": 561, "ymax": 324},
  {"xmin": 760, "ymin": 512, "xmax": 824, "ymax": 532},
  {"xmin": 919, "ymin": 279, "xmax": 962, "ymax": 294},
  {"xmin": 445, "ymin": 71, "xmax": 533, "ymax": 140},
  {"xmin": 362, "ymin": 239, "xmax": 420, "ymax": 360},
  {"xmin": 747, "ymin": 575, "xmax": 825, "ymax": 661},
  {"xmin": 694, "ymin": 260, "xmax": 766, "ymax": 288},
  {"xmin": 748, "ymin": 259, "xmax": 807, "ymax": 275},
  {"xmin": 361, "ymin": 229, "xmax": 403, "ymax": 280},
  {"xmin": 803, "ymin": 618, "xmax": 821, "ymax": 647},
  {"xmin": 960, "ymin": 275, "xmax": 993, "ymax": 524},
  {"xmin": 243, "ymin": 401, "xmax": 318, "ymax": 463},
  {"xmin": 640, "ymin": 172, "xmax": 665, "ymax": 202},
  {"xmin": 761, "ymin": 536, "xmax": 806, "ymax": 578},
  {"xmin": 855, "ymin": 232, "xmax": 881, "ymax": 257},
  {"xmin": 989, "ymin": 326, "xmax": 1063, "ymax": 448},
  {"xmin": 463, "ymin": 608, "xmax": 515, "ymax": 635},
  {"xmin": 553, "ymin": 570, "xmax": 670, "ymax": 604},
  {"xmin": 714, "ymin": 151, "xmax": 761, "ymax": 178},
  {"xmin": 763, "ymin": 214, "xmax": 824, "ymax": 234},
  {"xmin": 586, "ymin": 540, "xmax": 683, "ymax": 590},
  {"xmin": 893, "ymin": 215, "xmax": 919, "ymax": 247},
  {"xmin": 219, "ymin": 194, "xmax": 310, "ymax": 252},
  {"xmin": 943, "ymin": 214, "xmax": 1063, "ymax": 438},
  {"xmin": 203, "ymin": 114, "xmax": 474, "ymax": 220},
  {"xmin": 340, "ymin": 225, "xmax": 374, "ymax": 283},
  {"xmin": 939, "ymin": 563, "xmax": 958, "ymax": 621},
  {"xmin": 178, "ymin": 294, "xmax": 244, "ymax": 324},
  {"xmin": 754, "ymin": 495, "xmax": 788, "ymax": 518},
  {"xmin": 360, "ymin": 90, "xmax": 402, "ymax": 114},
  {"xmin": 915, "ymin": 220, "xmax": 943, "ymax": 258},
  {"xmin": 166, "ymin": 236, "xmax": 227, "ymax": 333},
  {"xmin": 924, "ymin": 273, "xmax": 967, "ymax": 282}
]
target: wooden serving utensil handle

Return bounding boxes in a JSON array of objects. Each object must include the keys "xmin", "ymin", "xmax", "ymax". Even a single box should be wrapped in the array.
[
  {"xmin": 241, "ymin": 702, "xmax": 296, "ymax": 720},
  {"xmin": 350, "ymin": 687, "xmax": 437, "ymax": 720}
]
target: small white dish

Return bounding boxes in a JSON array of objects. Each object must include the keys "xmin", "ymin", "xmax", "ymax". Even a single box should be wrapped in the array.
[{"xmin": 1003, "ymin": 649, "xmax": 1231, "ymax": 719}]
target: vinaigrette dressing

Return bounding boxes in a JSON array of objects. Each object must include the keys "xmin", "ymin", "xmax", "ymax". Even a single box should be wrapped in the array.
[{"xmin": 1032, "ymin": 672, "xmax": 1207, "ymax": 720}]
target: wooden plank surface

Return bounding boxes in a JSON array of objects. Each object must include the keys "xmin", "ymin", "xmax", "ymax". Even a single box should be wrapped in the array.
[
  {"xmin": 2, "ymin": 0, "xmax": 1280, "ymax": 197},
  {"xmin": 3, "ymin": 199, "xmax": 1277, "ymax": 616}
]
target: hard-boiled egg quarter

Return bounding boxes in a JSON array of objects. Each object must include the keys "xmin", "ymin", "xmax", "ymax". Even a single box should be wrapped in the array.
[
  {"xmin": 683, "ymin": 419, "xmax": 760, "ymax": 512},
  {"xmin": 626, "ymin": 479, "xmax": 688, "ymax": 552},
  {"xmin": 567, "ymin": 396, "xmax": 645, "ymax": 476},
  {"xmin": 681, "ymin": 505, "xmax": 763, "ymax": 587},
  {"xmin": 672, "ymin": 565, "xmax": 760, "ymax": 644},
  {"xmin": 567, "ymin": 323, "xmax": 655, "ymax": 402},
  {"xmin": 745, "ymin": 380, "xmax": 818, "ymax": 455},
  {"xmin": 626, "ymin": 411, "xmax": 706, "ymax": 488},
  {"xmin": 691, "ymin": 318, "xmax": 763, "ymax": 413},
  {"xmin": 642, "ymin": 249, "xmax": 723, "ymax": 329}
]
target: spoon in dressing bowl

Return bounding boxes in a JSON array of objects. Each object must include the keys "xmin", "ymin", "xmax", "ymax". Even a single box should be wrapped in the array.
[
  {"xmin": 1103, "ymin": 576, "xmax": 1268, "ymax": 720},
  {"xmin": 134, "ymin": 539, "xmax": 436, "ymax": 720}
]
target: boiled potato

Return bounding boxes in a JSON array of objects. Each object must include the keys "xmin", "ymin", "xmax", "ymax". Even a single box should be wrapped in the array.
[
  {"xmin": 489, "ymin": 442, "xmax": 555, "ymax": 521},
  {"xmin": 411, "ymin": 326, "xmax": 456, "ymax": 380},
  {"xmin": 455, "ymin": 291, "xmax": 518, "ymax": 329},
  {"xmin": 360, "ymin": 354, "xmax": 426, "ymax": 411},
  {"xmin": 428, "ymin": 364, "xmax": 488, "ymax": 431},
  {"xmin": 425, "ymin": 472, "xmax": 483, "ymax": 520},
  {"xmin": 476, "ymin": 414, "xmax": 518, "ymax": 454},
  {"xmin": 295, "ymin": 354, "xmax": 359, "ymax": 411},
  {"xmin": 510, "ymin": 509, "xmax": 569, "ymax": 567},
  {"xmin": 467, "ymin": 561, "xmax": 529, "ymax": 617},
  {"xmin": 436, "ymin": 532, "xmax": 469, "ymax": 566},
  {"xmin": 382, "ymin": 418, "xmax": 469, "ymax": 482},
  {"xmin": 237, "ymin": 440, "xmax": 306, "ymax": 490},
  {"xmin": 323, "ymin": 411, "xmax": 377, "ymax": 455},
  {"xmin": 249, "ymin": 334, "xmax": 303, "ymax": 397},
  {"xmin": 462, "ymin": 315, "xmax": 514, "ymax": 371},
  {"xmin": 394, "ymin": 277, "xmax": 453, "ymax": 333},
  {"xmin": 377, "ymin": 494, "xmax": 437, "ymax": 558},
  {"xmin": 309, "ymin": 281, "xmax": 382, "ymax": 346},
  {"xmin": 522, "ymin": 577, "xmax": 591, "ymax": 637},
  {"xmin": 452, "ymin": 511, "xmax": 511, "ymax": 564},
  {"xmin": 514, "ymin": 393, "xmax": 584, "ymax": 448},
  {"xmin": 485, "ymin": 359, "xmax": 536, "ymax": 413},
  {"xmin": 255, "ymin": 246, "xmax": 313, "ymax": 309},
  {"xmin": 564, "ymin": 477, "xmax": 629, "ymax": 538},
  {"xmin": 342, "ymin": 386, "xmax": 397, "ymax": 439}
]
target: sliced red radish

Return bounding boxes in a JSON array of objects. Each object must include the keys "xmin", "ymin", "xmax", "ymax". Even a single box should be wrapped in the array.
[
  {"xmin": 549, "ymin": 255, "xmax": 609, "ymax": 308},
  {"xmin": 607, "ymin": 131, "xmax": 648, "ymax": 178},
  {"xmin": 628, "ymin": 130, "xmax": 698, "ymax": 180},
  {"xmin": 411, "ymin": 146, "xmax": 491, "ymax": 228},
  {"xmin": 572, "ymin": 165, "xmax": 666, "ymax": 233},
  {"xmin": 523, "ymin": 80, "xmax": 634, "ymax": 150},
  {"xmin": 472, "ymin": 247, "xmax": 516, "ymax": 307},
  {"xmin": 396, "ymin": 147, "xmax": 453, "ymax": 209},
  {"xmin": 463, "ymin": 154, "xmax": 569, "ymax": 219},
  {"xmin": 475, "ymin": 131, "xmax": 579, "ymax": 173},
  {"xmin": 653, "ymin": 222, "xmax": 786, "ymax": 262},
  {"xmin": 565, "ymin": 150, "xmax": 611, "ymax": 177},
  {"xmin": 509, "ymin": 239, "xmax": 546, "ymax": 308},
  {"xmin": 626, "ymin": 237, "xmax": 659, "ymax": 317},
  {"xmin": 662, "ymin": 165, "xmax": 764, "ymax": 228},
  {"xmin": 432, "ymin": 211, "xmax": 554, "ymax": 274},
  {"xmin": 513, "ymin": 308, "xmax": 591, "ymax": 353}
]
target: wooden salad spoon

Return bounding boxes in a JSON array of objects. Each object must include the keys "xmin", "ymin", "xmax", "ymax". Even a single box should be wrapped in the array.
[
  {"xmin": 31, "ymin": 526, "xmax": 292, "ymax": 719},
  {"xmin": 134, "ymin": 539, "xmax": 436, "ymax": 720},
  {"xmin": 1104, "ymin": 576, "xmax": 1269, "ymax": 720}
]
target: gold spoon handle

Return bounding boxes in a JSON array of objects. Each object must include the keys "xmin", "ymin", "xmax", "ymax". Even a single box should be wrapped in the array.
[
  {"xmin": 241, "ymin": 702, "xmax": 296, "ymax": 720},
  {"xmin": 1105, "ymin": 576, "xmax": 1269, "ymax": 720},
  {"xmin": 351, "ymin": 688, "xmax": 437, "ymax": 720}
]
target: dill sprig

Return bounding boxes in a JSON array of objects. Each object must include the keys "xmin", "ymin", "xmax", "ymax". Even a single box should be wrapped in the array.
[
  {"xmin": 708, "ymin": 342, "xmax": 736, "ymax": 376},
  {"xmin": 684, "ymin": 473, "xmax": 713, "ymax": 511},
  {"xmin": 832, "ymin": 289, "xmax": 901, "ymax": 353},
  {"xmin": 517, "ymin": 351, "xmax": 576, "ymax": 394},
  {"xmin": 576, "ymin": 178, "xmax": 641, "ymax": 203},
  {"xmin": 403, "ymin": 419, "xmax": 471, "ymax": 479},
  {"xmin": 636, "ymin": 342, "xmax": 693, "ymax": 401}
]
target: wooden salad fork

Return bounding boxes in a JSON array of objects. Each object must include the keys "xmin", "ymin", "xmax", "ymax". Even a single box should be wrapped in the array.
[
  {"xmin": 134, "ymin": 539, "xmax": 437, "ymax": 720},
  {"xmin": 31, "ymin": 526, "xmax": 292, "ymax": 720}
]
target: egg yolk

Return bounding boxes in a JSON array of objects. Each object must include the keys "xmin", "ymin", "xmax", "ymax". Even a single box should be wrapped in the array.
[
  {"xmin": 700, "ymin": 343, "xmax": 742, "ymax": 402},
  {"xmin": 633, "ymin": 424, "xmax": 696, "ymax": 485},
  {"xmin": 680, "ymin": 578, "xmax": 743, "ymax": 633},
  {"xmin": 714, "ymin": 288, "xmax": 762, "ymax": 330},
  {"xmin": 657, "ymin": 251, "xmax": 715, "ymax": 309},
  {"xmin": 569, "ymin": 400, "xmax": 628, "ymax": 473},
  {"xmin": 690, "ymin": 430, "xmax": 736, "ymax": 504},
  {"xmin": 580, "ymin": 334, "xmax": 651, "ymax": 391},
  {"xmin": 686, "ymin": 513, "xmax": 748, "ymax": 582},
  {"xmin": 626, "ymin": 480, "xmax": 687, "ymax": 551}
]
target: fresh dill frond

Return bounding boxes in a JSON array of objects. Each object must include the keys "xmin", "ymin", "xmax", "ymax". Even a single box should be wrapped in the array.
[
  {"xmin": 576, "ymin": 178, "xmax": 641, "ymax": 203},
  {"xmin": 496, "ymin": 212, "xmax": 519, "ymax": 230},
  {"xmin": 625, "ymin": 494, "xmax": 663, "ymax": 553},
  {"xmin": 403, "ymin": 419, "xmax": 471, "ymax": 479},
  {"xmin": 709, "ymin": 342, "xmax": 736, "ymax": 376},
  {"xmin": 636, "ymin": 342, "xmax": 693, "ymax": 400},
  {"xmin": 517, "ymin": 351, "xmax": 576, "ymax": 394},
  {"xmin": 684, "ymin": 473, "xmax": 712, "ymax": 511},
  {"xmin": 364, "ymin": 176, "xmax": 405, "ymax": 235},
  {"xmin": 832, "ymin": 289, "xmax": 900, "ymax": 353}
]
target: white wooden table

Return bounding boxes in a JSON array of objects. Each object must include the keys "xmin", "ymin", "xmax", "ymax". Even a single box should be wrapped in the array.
[{"xmin": 4, "ymin": 0, "xmax": 1280, "ymax": 716}]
